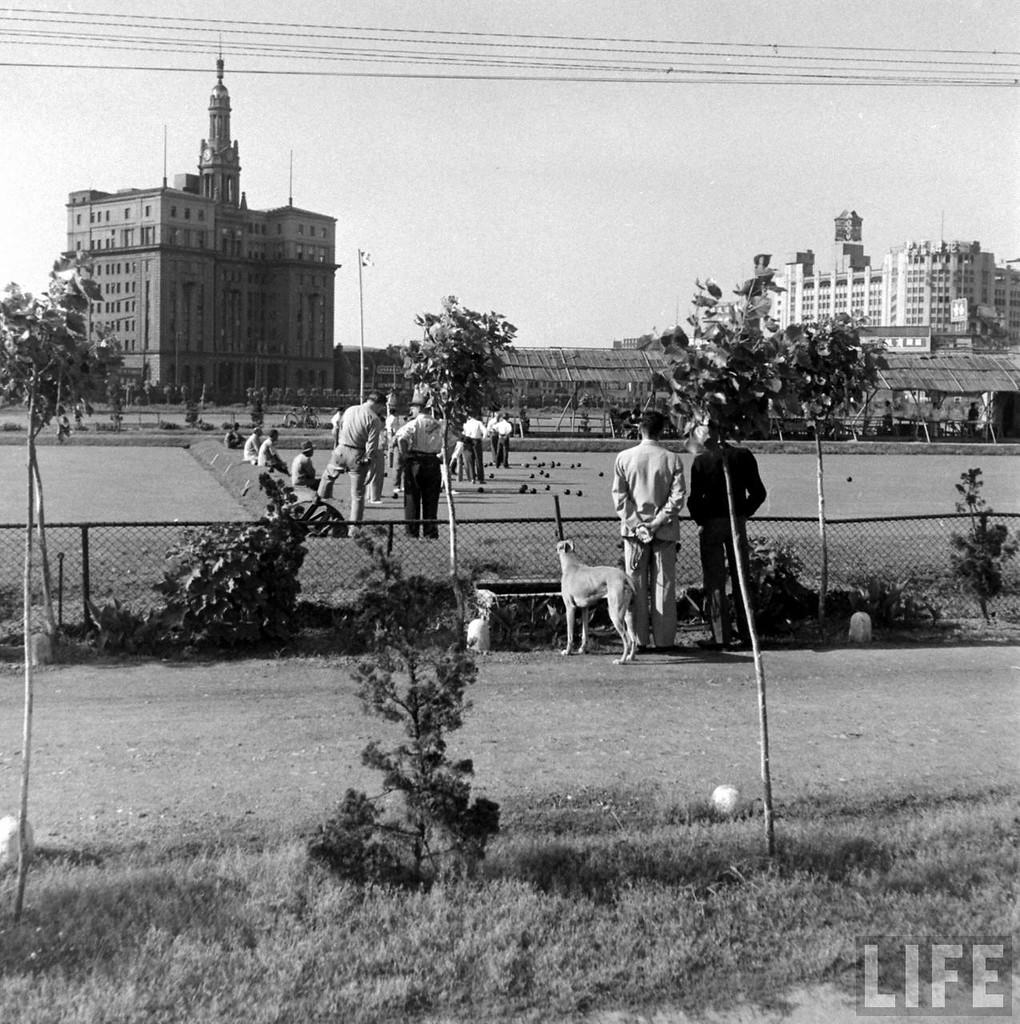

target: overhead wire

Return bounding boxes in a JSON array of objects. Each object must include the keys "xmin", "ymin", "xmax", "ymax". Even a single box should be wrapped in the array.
[
  {"xmin": 0, "ymin": 9, "xmax": 1016, "ymax": 86},
  {"xmin": 6, "ymin": 6, "xmax": 1020, "ymax": 57}
]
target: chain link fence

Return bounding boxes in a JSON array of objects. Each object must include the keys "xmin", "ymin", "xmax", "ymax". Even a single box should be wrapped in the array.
[{"xmin": 1, "ymin": 513, "xmax": 1018, "ymax": 632}]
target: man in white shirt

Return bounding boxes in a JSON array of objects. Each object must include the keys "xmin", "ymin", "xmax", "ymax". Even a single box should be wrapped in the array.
[
  {"xmin": 242, "ymin": 425, "xmax": 263, "ymax": 465},
  {"xmin": 394, "ymin": 393, "xmax": 443, "ymax": 538},
  {"xmin": 329, "ymin": 405, "xmax": 345, "ymax": 449},
  {"xmin": 257, "ymin": 429, "xmax": 287, "ymax": 474},
  {"xmin": 492, "ymin": 412, "xmax": 514, "ymax": 468},
  {"xmin": 461, "ymin": 411, "xmax": 486, "ymax": 484}
]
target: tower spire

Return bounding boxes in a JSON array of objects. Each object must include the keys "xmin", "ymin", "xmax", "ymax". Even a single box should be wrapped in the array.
[{"xmin": 199, "ymin": 55, "xmax": 240, "ymax": 205}]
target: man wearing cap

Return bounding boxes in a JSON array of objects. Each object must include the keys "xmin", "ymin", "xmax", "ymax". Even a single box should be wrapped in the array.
[
  {"xmin": 242, "ymin": 424, "xmax": 263, "ymax": 465},
  {"xmin": 318, "ymin": 390, "xmax": 387, "ymax": 524},
  {"xmin": 290, "ymin": 439, "xmax": 318, "ymax": 492},
  {"xmin": 611, "ymin": 410, "xmax": 686, "ymax": 652},
  {"xmin": 492, "ymin": 411, "xmax": 514, "ymax": 468},
  {"xmin": 394, "ymin": 392, "xmax": 443, "ymax": 538},
  {"xmin": 687, "ymin": 421, "xmax": 767, "ymax": 651}
]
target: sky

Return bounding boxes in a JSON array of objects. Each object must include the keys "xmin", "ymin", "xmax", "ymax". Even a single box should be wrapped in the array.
[{"xmin": 1, "ymin": 0, "xmax": 1018, "ymax": 352}]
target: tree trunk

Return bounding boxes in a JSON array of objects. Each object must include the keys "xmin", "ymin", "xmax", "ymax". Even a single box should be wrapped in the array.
[
  {"xmin": 15, "ymin": 428, "xmax": 37, "ymax": 921},
  {"xmin": 30, "ymin": 448, "xmax": 57, "ymax": 638},
  {"xmin": 722, "ymin": 456, "xmax": 776, "ymax": 857},
  {"xmin": 815, "ymin": 429, "xmax": 828, "ymax": 629},
  {"xmin": 438, "ymin": 416, "xmax": 466, "ymax": 643}
]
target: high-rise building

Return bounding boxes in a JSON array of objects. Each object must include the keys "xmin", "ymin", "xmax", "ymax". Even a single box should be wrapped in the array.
[
  {"xmin": 65, "ymin": 59, "xmax": 338, "ymax": 397},
  {"xmin": 773, "ymin": 212, "xmax": 1020, "ymax": 346}
]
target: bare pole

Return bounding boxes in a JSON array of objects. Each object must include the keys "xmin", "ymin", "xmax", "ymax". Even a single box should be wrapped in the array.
[{"xmin": 358, "ymin": 249, "xmax": 366, "ymax": 402}]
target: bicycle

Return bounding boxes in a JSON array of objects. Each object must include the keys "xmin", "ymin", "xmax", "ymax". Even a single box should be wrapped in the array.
[{"xmin": 282, "ymin": 408, "xmax": 320, "ymax": 430}]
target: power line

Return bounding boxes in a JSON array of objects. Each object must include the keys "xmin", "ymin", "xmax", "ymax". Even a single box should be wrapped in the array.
[
  {"xmin": 0, "ymin": 60, "xmax": 1013, "ymax": 87},
  {"xmin": 2, "ymin": 23, "xmax": 1017, "ymax": 72},
  {"xmin": 6, "ymin": 6, "xmax": 1019, "ymax": 58},
  {"xmin": 4, "ymin": 30, "xmax": 1016, "ymax": 81}
]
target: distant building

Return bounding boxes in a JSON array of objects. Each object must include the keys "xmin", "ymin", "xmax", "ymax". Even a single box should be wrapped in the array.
[
  {"xmin": 65, "ymin": 58, "xmax": 338, "ymax": 398},
  {"xmin": 772, "ymin": 211, "xmax": 1020, "ymax": 346}
]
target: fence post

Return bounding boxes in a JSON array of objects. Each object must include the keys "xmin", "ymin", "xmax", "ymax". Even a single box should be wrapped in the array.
[
  {"xmin": 387, "ymin": 522, "xmax": 394, "ymax": 556},
  {"xmin": 553, "ymin": 495, "xmax": 564, "ymax": 541},
  {"xmin": 80, "ymin": 524, "xmax": 92, "ymax": 627}
]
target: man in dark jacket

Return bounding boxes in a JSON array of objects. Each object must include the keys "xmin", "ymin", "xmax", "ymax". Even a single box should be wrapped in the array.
[{"xmin": 687, "ymin": 423, "xmax": 767, "ymax": 650}]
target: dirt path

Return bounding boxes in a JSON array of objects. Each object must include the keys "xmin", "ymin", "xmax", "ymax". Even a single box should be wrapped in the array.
[{"xmin": 0, "ymin": 644, "xmax": 1016, "ymax": 848}]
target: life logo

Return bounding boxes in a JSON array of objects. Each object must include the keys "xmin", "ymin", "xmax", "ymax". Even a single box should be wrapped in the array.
[{"xmin": 856, "ymin": 936, "xmax": 1013, "ymax": 1016}]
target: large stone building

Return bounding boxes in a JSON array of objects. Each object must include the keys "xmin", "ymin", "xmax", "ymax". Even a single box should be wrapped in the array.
[
  {"xmin": 65, "ymin": 59, "xmax": 338, "ymax": 398},
  {"xmin": 773, "ymin": 211, "xmax": 1020, "ymax": 346}
]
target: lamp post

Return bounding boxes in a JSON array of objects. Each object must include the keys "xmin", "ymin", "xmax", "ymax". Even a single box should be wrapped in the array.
[{"xmin": 357, "ymin": 249, "xmax": 373, "ymax": 402}]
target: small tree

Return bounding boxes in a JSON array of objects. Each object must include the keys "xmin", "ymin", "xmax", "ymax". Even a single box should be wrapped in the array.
[
  {"xmin": 950, "ymin": 468, "xmax": 1018, "ymax": 621},
  {"xmin": 662, "ymin": 269, "xmax": 789, "ymax": 856},
  {"xmin": 0, "ymin": 255, "xmax": 119, "ymax": 920},
  {"xmin": 404, "ymin": 296, "xmax": 517, "ymax": 628},
  {"xmin": 780, "ymin": 317, "xmax": 886, "ymax": 626},
  {"xmin": 309, "ymin": 536, "xmax": 499, "ymax": 884}
]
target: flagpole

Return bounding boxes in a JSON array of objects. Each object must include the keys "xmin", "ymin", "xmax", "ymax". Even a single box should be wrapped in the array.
[{"xmin": 358, "ymin": 248, "xmax": 365, "ymax": 402}]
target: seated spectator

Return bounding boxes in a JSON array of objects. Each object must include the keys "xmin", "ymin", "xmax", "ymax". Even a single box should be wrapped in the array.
[
  {"xmin": 257, "ymin": 428, "xmax": 287, "ymax": 473},
  {"xmin": 224, "ymin": 422, "xmax": 242, "ymax": 449},
  {"xmin": 242, "ymin": 425, "xmax": 263, "ymax": 464},
  {"xmin": 290, "ymin": 439, "xmax": 318, "ymax": 491}
]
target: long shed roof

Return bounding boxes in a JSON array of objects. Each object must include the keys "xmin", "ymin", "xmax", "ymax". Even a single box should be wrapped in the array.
[
  {"xmin": 500, "ymin": 347, "xmax": 672, "ymax": 386},
  {"xmin": 877, "ymin": 353, "xmax": 1020, "ymax": 394}
]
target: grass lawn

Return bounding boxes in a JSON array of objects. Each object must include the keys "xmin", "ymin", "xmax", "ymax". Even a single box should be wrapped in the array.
[
  {"xmin": 0, "ymin": 645, "xmax": 1017, "ymax": 1021},
  {"xmin": 1, "ymin": 442, "xmax": 1018, "ymax": 525}
]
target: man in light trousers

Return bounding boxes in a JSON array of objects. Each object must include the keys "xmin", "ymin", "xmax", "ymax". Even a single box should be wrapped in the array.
[
  {"xmin": 318, "ymin": 390, "xmax": 387, "ymax": 524},
  {"xmin": 611, "ymin": 410, "xmax": 686, "ymax": 652}
]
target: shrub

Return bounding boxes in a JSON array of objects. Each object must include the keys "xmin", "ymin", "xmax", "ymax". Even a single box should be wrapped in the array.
[
  {"xmin": 746, "ymin": 536, "xmax": 817, "ymax": 634},
  {"xmin": 949, "ymin": 468, "xmax": 1018, "ymax": 621},
  {"xmin": 155, "ymin": 474, "xmax": 308, "ymax": 647},
  {"xmin": 86, "ymin": 598, "xmax": 162, "ymax": 654},
  {"xmin": 308, "ymin": 534, "xmax": 500, "ymax": 885},
  {"xmin": 849, "ymin": 576, "xmax": 938, "ymax": 628}
]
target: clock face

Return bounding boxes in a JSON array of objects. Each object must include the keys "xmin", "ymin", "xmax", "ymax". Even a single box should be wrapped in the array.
[{"xmin": 202, "ymin": 146, "xmax": 213, "ymax": 162}]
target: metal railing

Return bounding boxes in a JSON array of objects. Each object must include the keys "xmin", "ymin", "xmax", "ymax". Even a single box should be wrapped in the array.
[{"xmin": 1, "ymin": 513, "xmax": 1018, "ymax": 630}]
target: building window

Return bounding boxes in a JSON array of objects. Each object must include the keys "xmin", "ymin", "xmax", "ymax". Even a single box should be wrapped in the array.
[
  {"xmin": 145, "ymin": 205, "xmax": 151, "ymax": 216},
  {"xmin": 124, "ymin": 208, "xmax": 130, "ymax": 219},
  {"xmin": 171, "ymin": 206, "xmax": 177, "ymax": 217}
]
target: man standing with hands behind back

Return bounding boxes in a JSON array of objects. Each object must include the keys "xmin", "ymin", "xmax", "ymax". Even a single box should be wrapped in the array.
[{"xmin": 612, "ymin": 410, "xmax": 686, "ymax": 652}]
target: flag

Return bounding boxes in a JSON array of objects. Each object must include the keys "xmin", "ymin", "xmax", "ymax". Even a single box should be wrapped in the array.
[{"xmin": 359, "ymin": 250, "xmax": 374, "ymax": 267}]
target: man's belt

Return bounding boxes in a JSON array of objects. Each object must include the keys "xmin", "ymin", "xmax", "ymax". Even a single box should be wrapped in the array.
[{"xmin": 408, "ymin": 450, "xmax": 440, "ymax": 459}]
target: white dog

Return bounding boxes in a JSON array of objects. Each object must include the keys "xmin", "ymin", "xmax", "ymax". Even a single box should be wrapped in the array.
[{"xmin": 557, "ymin": 539, "xmax": 637, "ymax": 664}]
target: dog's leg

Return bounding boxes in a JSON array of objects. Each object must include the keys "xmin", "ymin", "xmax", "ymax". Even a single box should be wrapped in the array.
[
  {"xmin": 622, "ymin": 608, "xmax": 637, "ymax": 663},
  {"xmin": 561, "ymin": 602, "xmax": 576, "ymax": 656},
  {"xmin": 608, "ymin": 593, "xmax": 633, "ymax": 665},
  {"xmin": 578, "ymin": 606, "xmax": 590, "ymax": 654}
]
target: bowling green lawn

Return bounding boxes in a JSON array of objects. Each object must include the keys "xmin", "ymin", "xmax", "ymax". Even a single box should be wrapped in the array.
[{"xmin": 0, "ymin": 642, "xmax": 1017, "ymax": 1023}]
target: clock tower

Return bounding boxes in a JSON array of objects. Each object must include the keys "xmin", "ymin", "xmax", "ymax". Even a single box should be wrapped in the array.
[{"xmin": 199, "ymin": 57, "xmax": 241, "ymax": 205}]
